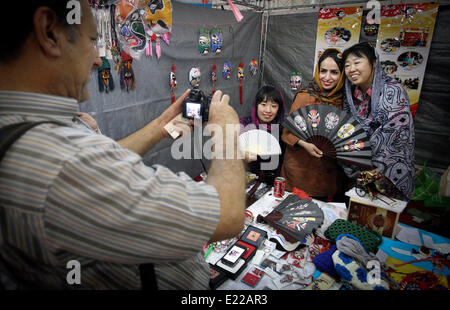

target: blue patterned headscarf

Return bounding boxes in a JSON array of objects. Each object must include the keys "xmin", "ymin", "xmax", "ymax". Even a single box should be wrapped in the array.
[{"xmin": 344, "ymin": 54, "xmax": 415, "ymax": 200}]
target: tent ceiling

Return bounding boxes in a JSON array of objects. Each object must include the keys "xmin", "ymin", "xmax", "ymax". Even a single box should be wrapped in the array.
[{"xmin": 210, "ymin": 0, "xmax": 450, "ymax": 12}]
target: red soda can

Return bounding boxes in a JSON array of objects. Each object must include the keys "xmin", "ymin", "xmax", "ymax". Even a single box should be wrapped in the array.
[{"xmin": 274, "ymin": 177, "xmax": 286, "ymax": 198}]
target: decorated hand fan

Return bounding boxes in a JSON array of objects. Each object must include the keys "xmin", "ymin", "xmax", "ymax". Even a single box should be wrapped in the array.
[
  {"xmin": 283, "ymin": 104, "xmax": 373, "ymax": 168},
  {"xmin": 257, "ymin": 194, "xmax": 324, "ymax": 243},
  {"xmin": 238, "ymin": 129, "xmax": 282, "ymax": 156}
]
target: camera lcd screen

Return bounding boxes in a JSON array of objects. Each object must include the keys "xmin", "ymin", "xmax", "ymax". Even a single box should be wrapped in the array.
[
  {"xmin": 223, "ymin": 245, "xmax": 246, "ymax": 266},
  {"xmin": 185, "ymin": 102, "xmax": 202, "ymax": 119}
]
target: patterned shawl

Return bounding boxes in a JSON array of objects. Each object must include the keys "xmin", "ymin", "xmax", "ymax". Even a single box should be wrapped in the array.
[{"xmin": 343, "ymin": 55, "xmax": 415, "ymax": 200}]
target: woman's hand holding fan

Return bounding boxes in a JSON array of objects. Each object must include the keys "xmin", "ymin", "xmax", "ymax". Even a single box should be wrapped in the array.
[
  {"xmin": 244, "ymin": 150, "xmax": 258, "ymax": 163},
  {"xmin": 297, "ymin": 139, "xmax": 323, "ymax": 158}
]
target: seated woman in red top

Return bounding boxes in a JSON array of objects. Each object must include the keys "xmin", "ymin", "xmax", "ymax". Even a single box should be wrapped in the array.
[{"xmin": 240, "ymin": 85, "xmax": 286, "ymax": 185}]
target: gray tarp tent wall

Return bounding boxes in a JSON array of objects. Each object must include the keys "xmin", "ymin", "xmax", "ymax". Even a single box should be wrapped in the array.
[
  {"xmin": 260, "ymin": 0, "xmax": 450, "ymax": 172},
  {"xmin": 81, "ymin": 0, "xmax": 450, "ymax": 179},
  {"xmin": 81, "ymin": 2, "xmax": 263, "ymax": 178}
]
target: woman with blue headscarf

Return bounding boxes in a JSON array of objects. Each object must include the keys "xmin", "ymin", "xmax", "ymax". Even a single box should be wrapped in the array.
[{"xmin": 342, "ymin": 42, "xmax": 415, "ymax": 201}]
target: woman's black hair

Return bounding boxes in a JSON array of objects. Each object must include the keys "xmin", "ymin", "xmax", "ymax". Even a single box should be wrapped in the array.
[
  {"xmin": 342, "ymin": 42, "xmax": 377, "ymax": 64},
  {"xmin": 255, "ymin": 85, "xmax": 284, "ymax": 107},
  {"xmin": 255, "ymin": 85, "xmax": 285, "ymax": 124},
  {"xmin": 318, "ymin": 48, "xmax": 344, "ymax": 73}
]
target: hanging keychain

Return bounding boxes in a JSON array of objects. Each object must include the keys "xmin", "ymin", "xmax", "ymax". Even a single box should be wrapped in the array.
[
  {"xmin": 155, "ymin": 39, "xmax": 161, "ymax": 59},
  {"xmin": 222, "ymin": 61, "xmax": 232, "ymax": 80},
  {"xmin": 189, "ymin": 67, "xmax": 201, "ymax": 88},
  {"xmin": 98, "ymin": 57, "xmax": 115, "ymax": 93},
  {"xmin": 170, "ymin": 58, "xmax": 177, "ymax": 103},
  {"xmin": 211, "ymin": 58, "xmax": 217, "ymax": 94},
  {"xmin": 119, "ymin": 51, "xmax": 135, "ymax": 92},
  {"xmin": 238, "ymin": 59, "xmax": 244, "ymax": 105},
  {"xmin": 249, "ymin": 59, "xmax": 258, "ymax": 77},
  {"xmin": 110, "ymin": 4, "xmax": 121, "ymax": 70}
]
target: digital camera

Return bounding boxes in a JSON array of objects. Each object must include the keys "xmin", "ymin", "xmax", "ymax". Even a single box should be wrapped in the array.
[{"xmin": 182, "ymin": 88, "xmax": 211, "ymax": 121}]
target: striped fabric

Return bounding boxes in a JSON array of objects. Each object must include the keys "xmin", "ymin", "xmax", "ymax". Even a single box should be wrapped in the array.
[{"xmin": 0, "ymin": 91, "xmax": 220, "ymax": 289}]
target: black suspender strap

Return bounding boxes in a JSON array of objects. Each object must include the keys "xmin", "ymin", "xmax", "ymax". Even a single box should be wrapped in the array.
[
  {"xmin": 0, "ymin": 120, "xmax": 159, "ymax": 290},
  {"xmin": 139, "ymin": 264, "xmax": 158, "ymax": 290}
]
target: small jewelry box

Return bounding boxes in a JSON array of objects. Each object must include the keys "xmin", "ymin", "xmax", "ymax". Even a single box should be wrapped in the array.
[
  {"xmin": 209, "ymin": 264, "xmax": 228, "ymax": 290},
  {"xmin": 215, "ymin": 258, "xmax": 247, "ymax": 280},
  {"xmin": 235, "ymin": 240, "xmax": 256, "ymax": 262},
  {"xmin": 240, "ymin": 225, "xmax": 267, "ymax": 248},
  {"xmin": 241, "ymin": 266, "xmax": 265, "ymax": 288}
]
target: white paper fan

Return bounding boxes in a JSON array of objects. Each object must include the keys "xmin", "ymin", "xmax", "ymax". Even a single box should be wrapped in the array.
[{"xmin": 239, "ymin": 129, "xmax": 282, "ymax": 156}]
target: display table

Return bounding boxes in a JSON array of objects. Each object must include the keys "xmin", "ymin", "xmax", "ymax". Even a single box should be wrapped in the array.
[
  {"xmin": 205, "ymin": 187, "xmax": 450, "ymax": 290},
  {"xmin": 205, "ymin": 188, "xmax": 348, "ymax": 290}
]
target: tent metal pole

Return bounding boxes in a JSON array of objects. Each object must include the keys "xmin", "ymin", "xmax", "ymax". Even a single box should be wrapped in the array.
[{"xmin": 258, "ymin": 10, "xmax": 269, "ymax": 88}]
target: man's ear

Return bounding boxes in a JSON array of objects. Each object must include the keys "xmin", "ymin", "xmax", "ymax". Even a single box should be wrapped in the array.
[{"xmin": 33, "ymin": 6, "xmax": 64, "ymax": 57}]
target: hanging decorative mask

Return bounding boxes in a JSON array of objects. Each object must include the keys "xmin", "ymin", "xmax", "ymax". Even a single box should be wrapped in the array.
[
  {"xmin": 189, "ymin": 67, "xmax": 201, "ymax": 88},
  {"xmin": 210, "ymin": 27, "xmax": 223, "ymax": 54},
  {"xmin": 139, "ymin": 0, "xmax": 172, "ymax": 35},
  {"xmin": 199, "ymin": 28, "xmax": 210, "ymax": 55},
  {"xmin": 222, "ymin": 62, "xmax": 232, "ymax": 79},
  {"xmin": 119, "ymin": 51, "xmax": 135, "ymax": 92},
  {"xmin": 290, "ymin": 72, "xmax": 303, "ymax": 92},
  {"xmin": 98, "ymin": 57, "xmax": 115, "ymax": 93},
  {"xmin": 115, "ymin": 0, "xmax": 146, "ymax": 58},
  {"xmin": 249, "ymin": 59, "xmax": 258, "ymax": 76}
]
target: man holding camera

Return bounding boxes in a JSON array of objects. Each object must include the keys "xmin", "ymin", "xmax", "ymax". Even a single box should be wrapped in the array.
[{"xmin": 0, "ymin": 0, "xmax": 245, "ymax": 289}]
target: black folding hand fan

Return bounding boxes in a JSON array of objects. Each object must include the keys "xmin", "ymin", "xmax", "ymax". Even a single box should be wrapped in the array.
[
  {"xmin": 283, "ymin": 104, "xmax": 373, "ymax": 168},
  {"xmin": 257, "ymin": 194, "xmax": 324, "ymax": 243}
]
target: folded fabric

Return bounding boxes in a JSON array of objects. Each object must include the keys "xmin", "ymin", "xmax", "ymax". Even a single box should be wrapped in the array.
[
  {"xmin": 336, "ymin": 234, "xmax": 386, "ymax": 271},
  {"xmin": 325, "ymin": 219, "xmax": 382, "ymax": 254},
  {"xmin": 313, "ymin": 244, "xmax": 339, "ymax": 279},
  {"xmin": 332, "ymin": 250, "xmax": 389, "ymax": 290}
]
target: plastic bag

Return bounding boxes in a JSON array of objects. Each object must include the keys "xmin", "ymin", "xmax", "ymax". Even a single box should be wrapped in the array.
[{"xmin": 411, "ymin": 161, "xmax": 441, "ymax": 201}]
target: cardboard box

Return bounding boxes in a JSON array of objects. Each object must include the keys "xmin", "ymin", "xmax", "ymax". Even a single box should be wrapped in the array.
[{"xmin": 345, "ymin": 188, "xmax": 408, "ymax": 239}]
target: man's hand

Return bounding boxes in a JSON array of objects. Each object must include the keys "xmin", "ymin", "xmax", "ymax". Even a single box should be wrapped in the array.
[
  {"xmin": 298, "ymin": 140, "xmax": 323, "ymax": 158},
  {"xmin": 117, "ymin": 89, "xmax": 192, "ymax": 155},
  {"xmin": 205, "ymin": 90, "xmax": 240, "ymax": 159},
  {"xmin": 207, "ymin": 90, "xmax": 239, "ymax": 128},
  {"xmin": 158, "ymin": 89, "xmax": 193, "ymax": 138}
]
